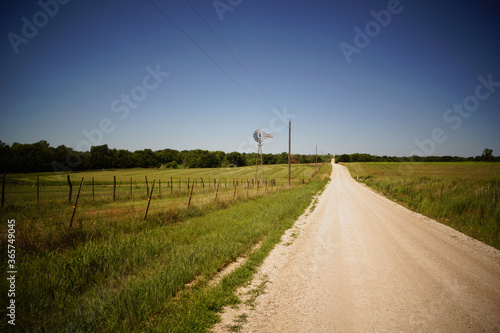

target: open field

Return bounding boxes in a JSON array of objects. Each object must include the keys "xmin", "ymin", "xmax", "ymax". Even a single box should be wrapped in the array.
[
  {"xmin": 4, "ymin": 163, "xmax": 316, "ymax": 184},
  {"xmin": 343, "ymin": 162, "xmax": 500, "ymax": 249},
  {"xmin": 2, "ymin": 163, "xmax": 317, "ymax": 204},
  {"xmin": 0, "ymin": 163, "xmax": 330, "ymax": 331},
  {"xmin": 0, "ymin": 164, "xmax": 322, "ymax": 254}
]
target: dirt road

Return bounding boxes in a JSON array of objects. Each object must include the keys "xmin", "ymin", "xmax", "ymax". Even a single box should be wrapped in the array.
[{"xmin": 216, "ymin": 162, "xmax": 500, "ymax": 332}]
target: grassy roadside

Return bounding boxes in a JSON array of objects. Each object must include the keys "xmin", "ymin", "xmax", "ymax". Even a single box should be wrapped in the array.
[
  {"xmin": 343, "ymin": 162, "xmax": 500, "ymax": 249},
  {"xmin": 0, "ymin": 164, "xmax": 331, "ymax": 332},
  {"xmin": 0, "ymin": 164, "xmax": 322, "ymax": 255}
]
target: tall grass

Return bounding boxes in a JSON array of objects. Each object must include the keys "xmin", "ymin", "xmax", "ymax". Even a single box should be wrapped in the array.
[
  {"xmin": 1, "ymin": 164, "xmax": 322, "ymax": 254},
  {"xmin": 0, "ymin": 163, "xmax": 331, "ymax": 332},
  {"xmin": 344, "ymin": 162, "xmax": 500, "ymax": 249}
]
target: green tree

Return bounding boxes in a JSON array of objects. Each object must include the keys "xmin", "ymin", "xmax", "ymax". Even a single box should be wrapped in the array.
[
  {"xmin": 0, "ymin": 141, "xmax": 11, "ymax": 172},
  {"xmin": 133, "ymin": 149, "xmax": 158, "ymax": 168},
  {"xmin": 200, "ymin": 152, "xmax": 219, "ymax": 168},
  {"xmin": 89, "ymin": 145, "xmax": 112, "ymax": 169},
  {"xmin": 336, "ymin": 154, "xmax": 350, "ymax": 163},
  {"xmin": 226, "ymin": 152, "xmax": 245, "ymax": 166},
  {"xmin": 263, "ymin": 153, "xmax": 277, "ymax": 165},
  {"xmin": 115, "ymin": 149, "xmax": 134, "ymax": 168},
  {"xmin": 213, "ymin": 151, "xmax": 225, "ymax": 166},
  {"xmin": 276, "ymin": 152, "xmax": 288, "ymax": 164},
  {"xmin": 481, "ymin": 148, "xmax": 493, "ymax": 161},
  {"xmin": 156, "ymin": 149, "xmax": 181, "ymax": 165}
]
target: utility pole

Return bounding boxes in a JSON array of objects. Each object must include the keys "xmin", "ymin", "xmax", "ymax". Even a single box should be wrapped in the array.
[
  {"xmin": 316, "ymin": 145, "xmax": 318, "ymax": 166},
  {"xmin": 288, "ymin": 119, "xmax": 291, "ymax": 186}
]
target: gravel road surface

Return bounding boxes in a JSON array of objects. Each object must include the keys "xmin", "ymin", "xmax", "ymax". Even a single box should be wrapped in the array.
[{"xmin": 215, "ymin": 162, "xmax": 500, "ymax": 332}]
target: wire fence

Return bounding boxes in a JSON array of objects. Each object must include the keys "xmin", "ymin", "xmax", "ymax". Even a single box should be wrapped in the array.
[
  {"xmin": 0, "ymin": 173, "xmax": 311, "ymax": 230},
  {"xmin": 1, "ymin": 175, "xmax": 306, "ymax": 205}
]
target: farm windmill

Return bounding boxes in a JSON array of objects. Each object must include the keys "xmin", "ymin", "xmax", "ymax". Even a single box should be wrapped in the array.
[{"xmin": 253, "ymin": 129, "xmax": 273, "ymax": 182}]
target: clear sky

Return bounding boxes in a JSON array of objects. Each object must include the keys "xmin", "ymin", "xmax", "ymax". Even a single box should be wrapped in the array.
[{"xmin": 1, "ymin": 0, "xmax": 499, "ymax": 156}]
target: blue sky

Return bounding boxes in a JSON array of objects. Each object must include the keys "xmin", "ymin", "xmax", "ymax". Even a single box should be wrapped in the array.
[{"xmin": 1, "ymin": 0, "xmax": 499, "ymax": 157}]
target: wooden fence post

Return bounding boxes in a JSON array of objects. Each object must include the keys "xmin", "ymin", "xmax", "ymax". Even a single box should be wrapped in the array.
[
  {"xmin": 215, "ymin": 179, "xmax": 221, "ymax": 202},
  {"xmin": 188, "ymin": 177, "xmax": 190, "ymax": 189},
  {"xmin": 144, "ymin": 180, "xmax": 156, "ymax": 220},
  {"xmin": 1, "ymin": 174, "xmax": 5, "ymax": 208},
  {"xmin": 67, "ymin": 175, "xmax": 72, "ymax": 203},
  {"xmin": 113, "ymin": 176, "xmax": 116, "ymax": 201},
  {"xmin": 187, "ymin": 180, "xmax": 195, "ymax": 209},
  {"xmin": 200, "ymin": 177, "xmax": 204, "ymax": 189},
  {"xmin": 233, "ymin": 180, "xmax": 238, "ymax": 200},
  {"xmin": 69, "ymin": 178, "xmax": 84, "ymax": 228}
]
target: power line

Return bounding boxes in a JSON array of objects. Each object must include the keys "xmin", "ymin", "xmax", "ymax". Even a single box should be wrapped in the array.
[
  {"xmin": 183, "ymin": 3, "xmax": 317, "ymax": 148},
  {"xmin": 148, "ymin": 0, "xmax": 272, "ymax": 116},
  {"xmin": 182, "ymin": 1, "xmax": 317, "ymax": 151},
  {"xmin": 184, "ymin": 0, "xmax": 282, "ymax": 110},
  {"xmin": 149, "ymin": 1, "xmax": 317, "ymax": 152}
]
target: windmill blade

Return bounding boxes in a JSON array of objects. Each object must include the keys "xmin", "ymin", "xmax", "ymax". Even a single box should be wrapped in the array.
[
  {"xmin": 253, "ymin": 129, "xmax": 273, "ymax": 143},
  {"xmin": 254, "ymin": 129, "xmax": 267, "ymax": 143},
  {"xmin": 253, "ymin": 130, "xmax": 260, "ymax": 142}
]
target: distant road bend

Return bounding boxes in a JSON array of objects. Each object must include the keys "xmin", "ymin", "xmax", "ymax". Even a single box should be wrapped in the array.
[{"xmin": 231, "ymin": 162, "xmax": 500, "ymax": 332}]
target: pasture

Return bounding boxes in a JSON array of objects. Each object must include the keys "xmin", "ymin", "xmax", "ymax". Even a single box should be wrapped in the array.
[
  {"xmin": 0, "ymin": 163, "xmax": 330, "ymax": 331},
  {"xmin": 344, "ymin": 162, "xmax": 500, "ymax": 249},
  {"xmin": 0, "ymin": 164, "xmax": 319, "ymax": 251},
  {"xmin": 2, "ymin": 163, "xmax": 315, "ymax": 203}
]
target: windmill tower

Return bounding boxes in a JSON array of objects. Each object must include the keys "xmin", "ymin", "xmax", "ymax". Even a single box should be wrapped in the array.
[{"xmin": 253, "ymin": 129, "xmax": 273, "ymax": 182}]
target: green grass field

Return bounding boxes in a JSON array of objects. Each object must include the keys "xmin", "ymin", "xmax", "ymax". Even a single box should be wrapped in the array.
[
  {"xmin": 344, "ymin": 162, "xmax": 500, "ymax": 249},
  {"xmin": 1, "ymin": 164, "xmax": 321, "ymax": 253},
  {"xmin": 2, "ymin": 163, "xmax": 316, "ymax": 203},
  {"xmin": 0, "ymin": 163, "xmax": 330, "ymax": 332},
  {"xmin": 5, "ymin": 163, "xmax": 315, "ymax": 184}
]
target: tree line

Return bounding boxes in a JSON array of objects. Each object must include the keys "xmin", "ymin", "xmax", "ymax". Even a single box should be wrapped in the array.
[
  {"xmin": 0, "ymin": 140, "xmax": 331, "ymax": 174},
  {"xmin": 2, "ymin": 140, "xmax": 495, "ymax": 174},
  {"xmin": 335, "ymin": 149, "xmax": 498, "ymax": 163}
]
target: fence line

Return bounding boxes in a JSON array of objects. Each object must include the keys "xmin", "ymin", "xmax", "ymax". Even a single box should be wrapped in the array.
[
  {"xmin": 0, "ymin": 171, "xmax": 324, "ymax": 232},
  {"xmin": 69, "ymin": 178, "xmax": 84, "ymax": 228},
  {"xmin": 1, "ymin": 178, "xmax": 303, "ymax": 203},
  {"xmin": 67, "ymin": 175, "xmax": 72, "ymax": 203},
  {"xmin": 0, "ymin": 166, "xmax": 323, "ymax": 209},
  {"xmin": 144, "ymin": 180, "xmax": 156, "ymax": 220}
]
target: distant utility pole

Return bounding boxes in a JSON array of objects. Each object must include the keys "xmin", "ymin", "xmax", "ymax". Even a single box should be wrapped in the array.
[
  {"xmin": 288, "ymin": 119, "xmax": 291, "ymax": 186},
  {"xmin": 316, "ymin": 145, "xmax": 318, "ymax": 166}
]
